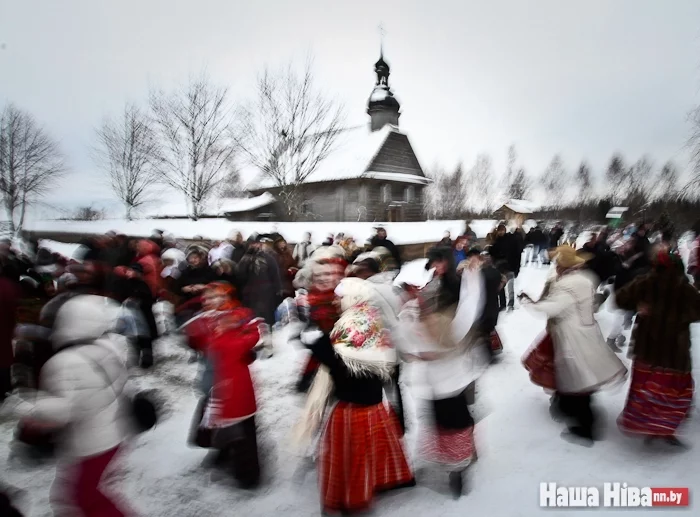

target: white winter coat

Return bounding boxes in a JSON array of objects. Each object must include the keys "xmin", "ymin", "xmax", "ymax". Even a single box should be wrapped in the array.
[
  {"xmin": 396, "ymin": 268, "xmax": 488, "ymax": 399},
  {"xmin": 28, "ymin": 295, "xmax": 131, "ymax": 459},
  {"xmin": 523, "ymin": 269, "xmax": 626, "ymax": 394}
]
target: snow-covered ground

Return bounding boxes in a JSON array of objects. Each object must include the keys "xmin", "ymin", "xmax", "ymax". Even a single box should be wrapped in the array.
[{"xmin": 2, "ymin": 266, "xmax": 699, "ymax": 516}]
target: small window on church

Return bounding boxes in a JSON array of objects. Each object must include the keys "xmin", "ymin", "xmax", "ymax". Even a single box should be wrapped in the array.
[
  {"xmin": 405, "ymin": 186, "xmax": 415, "ymax": 202},
  {"xmin": 381, "ymin": 184, "xmax": 391, "ymax": 203}
]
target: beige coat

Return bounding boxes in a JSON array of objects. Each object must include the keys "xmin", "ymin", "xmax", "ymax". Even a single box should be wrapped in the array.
[{"xmin": 524, "ymin": 269, "xmax": 626, "ymax": 394}]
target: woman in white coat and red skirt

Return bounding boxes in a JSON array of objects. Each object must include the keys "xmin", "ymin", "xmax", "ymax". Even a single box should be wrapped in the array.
[
  {"xmin": 520, "ymin": 246, "xmax": 626, "ymax": 445},
  {"xmin": 10, "ymin": 295, "xmax": 131, "ymax": 517}
]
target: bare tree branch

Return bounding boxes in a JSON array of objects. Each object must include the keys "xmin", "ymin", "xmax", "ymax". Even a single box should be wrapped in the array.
[
  {"xmin": 236, "ymin": 58, "xmax": 345, "ymax": 220},
  {"xmin": 683, "ymin": 106, "xmax": 700, "ymax": 199},
  {"xmin": 92, "ymin": 103, "xmax": 159, "ymax": 219},
  {"xmin": 468, "ymin": 153, "xmax": 495, "ymax": 212},
  {"xmin": 576, "ymin": 161, "xmax": 593, "ymax": 202},
  {"xmin": 149, "ymin": 72, "xmax": 237, "ymax": 220},
  {"xmin": 0, "ymin": 103, "xmax": 67, "ymax": 232},
  {"xmin": 541, "ymin": 154, "xmax": 568, "ymax": 208},
  {"xmin": 656, "ymin": 160, "xmax": 679, "ymax": 202}
]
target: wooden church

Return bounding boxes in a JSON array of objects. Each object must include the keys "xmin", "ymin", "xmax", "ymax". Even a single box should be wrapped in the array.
[{"xmin": 246, "ymin": 53, "xmax": 430, "ymax": 222}]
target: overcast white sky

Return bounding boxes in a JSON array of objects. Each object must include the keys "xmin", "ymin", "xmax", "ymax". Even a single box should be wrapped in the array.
[{"xmin": 1, "ymin": 0, "xmax": 700, "ymax": 216}]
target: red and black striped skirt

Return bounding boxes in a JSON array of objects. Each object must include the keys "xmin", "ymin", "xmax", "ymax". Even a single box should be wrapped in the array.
[
  {"xmin": 618, "ymin": 360, "xmax": 694, "ymax": 437},
  {"xmin": 319, "ymin": 402, "xmax": 414, "ymax": 514}
]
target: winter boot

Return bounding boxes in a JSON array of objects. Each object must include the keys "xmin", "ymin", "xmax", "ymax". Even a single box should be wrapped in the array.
[
  {"xmin": 663, "ymin": 436, "xmax": 688, "ymax": 448},
  {"xmin": 561, "ymin": 427, "xmax": 594, "ymax": 447},
  {"xmin": 139, "ymin": 349, "xmax": 154, "ymax": 369},
  {"xmin": 449, "ymin": 471, "xmax": 464, "ymax": 499},
  {"xmin": 606, "ymin": 338, "xmax": 622, "ymax": 353}
]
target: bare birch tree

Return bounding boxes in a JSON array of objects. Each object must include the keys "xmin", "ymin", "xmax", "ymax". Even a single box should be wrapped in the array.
[
  {"xmin": 541, "ymin": 154, "xmax": 567, "ymax": 208},
  {"xmin": 428, "ymin": 163, "xmax": 467, "ymax": 218},
  {"xmin": 685, "ymin": 105, "xmax": 700, "ymax": 198},
  {"xmin": 507, "ymin": 167, "xmax": 531, "ymax": 200},
  {"xmin": 656, "ymin": 160, "xmax": 678, "ymax": 201},
  {"xmin": 575, "ymin": 161, "xmax": 593, "ymax": 202},
  {"xmin": 504, "ymin": 144, "xmax": 517, "ymax": 186},
  {"xmin": 0, "ymin": 104, "xmax": 66, "ymax": 232},
  {"xmin": 150, "ymin": 73, "xmax": 237, "ymax": 220},
  {"xmin": 625, "ymin": 156, "xmax": 653, "ymax": 208},
  {"xmin": 236, "ymin": 59, "xmax": 345, "ymax": 220},
  {"xmin": 93, "ymin": 103, "xmax": 159, "ymax": 220},
  {"xmin": 467, "ymin": 153, "xmax": 495, "ymax": 212},
  {"xmin": 605, "ymin": 153, "xmax": 626, "ymax": 204}
]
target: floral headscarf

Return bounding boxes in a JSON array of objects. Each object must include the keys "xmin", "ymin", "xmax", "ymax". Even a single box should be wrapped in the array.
[{"xmin": 330, "ymin": 278, "xmax": 396, "ymax": 378}]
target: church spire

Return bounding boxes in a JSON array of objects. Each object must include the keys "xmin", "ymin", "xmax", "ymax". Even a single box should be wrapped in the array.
[{"xmin": 367, "ymin": 37, "xmax": 400, "ymax": 132}]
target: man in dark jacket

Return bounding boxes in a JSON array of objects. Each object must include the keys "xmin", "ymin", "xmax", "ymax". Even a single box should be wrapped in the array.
[
  {"xmin": 109, "ymin": 264, "xmax": 158, "ymax": 368},
  {"xmin": 238, "ymin": 236, "xmax": 282, "ymax": 326},
  {"xmin": 230, "ymin": 232, "xmax": 247, "ymax": 263},
  {"xmin": 174, "ymin": 247, "xmax": 218, "ymax": 327},
  {"xmin": 370, "ymin": 227, "xmax": 402, "ymax": 268},
  {"xmin": 550, "ymin": 223, "xmax": 565, "ymax": 248},
  {"xmin": 490, "ymin": 224, "xmax": 521, "ymax": 311},
  {"xmin": 525, "ymin": 224, "xmax": 547, "ymax": 266}
]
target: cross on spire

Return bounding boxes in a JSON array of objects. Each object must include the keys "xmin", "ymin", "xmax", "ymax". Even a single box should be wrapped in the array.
[{"xmin": 378, "ymin": 23, "xmax": 385, "ymax": 57}]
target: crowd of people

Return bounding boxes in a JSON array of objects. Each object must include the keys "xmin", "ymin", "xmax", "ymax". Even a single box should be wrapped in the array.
[{"xmin": 0, "ymin": 217, "xmax": 699, "ymax": 516}]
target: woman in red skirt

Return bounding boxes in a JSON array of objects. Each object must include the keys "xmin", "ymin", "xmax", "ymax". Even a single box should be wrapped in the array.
[
  {"xmin": 298, "ymin": 277, "xmax": 414, "ymax": 515},
  {"xmin": 615, "ymin": 249, "xmax": 700, "ymax": 446}
]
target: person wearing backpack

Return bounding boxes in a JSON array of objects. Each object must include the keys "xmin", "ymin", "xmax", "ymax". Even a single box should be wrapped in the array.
[{"xmin": 10, "ymin": 295, "xmax": 131, "ymax": 516}]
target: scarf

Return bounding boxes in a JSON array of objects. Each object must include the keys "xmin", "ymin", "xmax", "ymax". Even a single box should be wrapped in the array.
[
  {"xmin": 306, "ymin": 288, "xmax": 339, "ymax": 332},
  {"xmin": 330, "ymin": 302, "xmax": 396, "ymax": 378},
  {"xmin": 292, "ymin": 302, "xmax": 396, "ymax": 449}
]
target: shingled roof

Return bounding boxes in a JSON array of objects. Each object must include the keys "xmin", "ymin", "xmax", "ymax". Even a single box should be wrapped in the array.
[{"xmin": 246, "ymin": 124, "xmax": 428, "ymax": 192}]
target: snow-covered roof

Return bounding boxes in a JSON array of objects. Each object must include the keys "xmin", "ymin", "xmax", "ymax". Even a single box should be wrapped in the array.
[
  {"xmin": 38, "ymin": 239, "xmax": 84, "ymax": 260},
  {"xmin": 138, "ymin": 193, "xmax": 276, "ymax": 219},
  {"xmin": 606, "ymin": 207, "xmax": 629, "ymax": 219},
  {"xmin": 219, "ymin": 192, "xmax": 276, "ymax": 213},
  {"xmin": 246, "ymin": 124, "xmax": 424, "ymax": 190},
  {"xmin": 26, "ymin": 219, "xmax": 498, "ymax": 246},
  {"xmin": 363, "ymin": 171, "xmax": 430, "ymax": 185},
  {"xmin": 500, "ymin": 199, "xmax": 539, "ymax": 214}
]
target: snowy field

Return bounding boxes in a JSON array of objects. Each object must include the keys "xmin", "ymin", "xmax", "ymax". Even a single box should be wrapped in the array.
[
  {"xmin": 2, "ymin": 266, "xmax": 699, "ymax": 516},
  {"xmin": 27, "ymin": 219, "xmax": 498, "ymax": 247}
]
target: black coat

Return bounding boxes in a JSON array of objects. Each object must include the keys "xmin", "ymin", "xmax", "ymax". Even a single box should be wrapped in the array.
[
  {"xmin": 176, "ymin": 266, "xmax": 218, "ymax": 300},
  {"xmin": 238, "ymin": 250, "xmax": 282, "ymax": 325},
  {"xmin": 490, "ymin": 233, "xmax": 522, "ymax": 276},
  {"xmin": 550, "ymin": 228, "xmax": 564, "ymax": 247},
  {"xmin": 310, "ymin": 334, "xmax": 383, "ymax": 405},
  {"xmin": 616, "ymin": 267, "xmax": 700, "ymax": 372},
  {"xmin": 479, "ymin": 266, "xmax": 502, "ymax": 332},
  {"xmin": 527, "ymin": 228, "xmax": 547, "ymax": 248},
  {"xmin": 231, "ymin": 245, "xmax": 246, "ymax": 264}
]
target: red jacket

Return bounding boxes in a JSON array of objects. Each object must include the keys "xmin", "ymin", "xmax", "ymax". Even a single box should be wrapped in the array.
[
  {"xmin": 136, "ymin": 240, "xmax": 163, "ymax": 298},
  {"xmin": 186, "ymin": 307, "xmax": 262, "ymax": 421}
]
